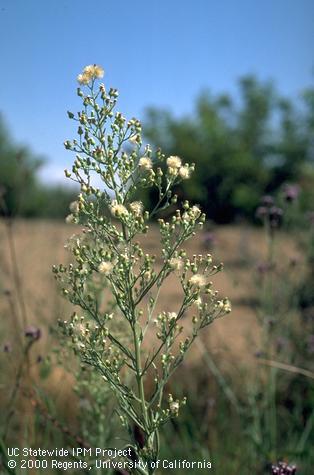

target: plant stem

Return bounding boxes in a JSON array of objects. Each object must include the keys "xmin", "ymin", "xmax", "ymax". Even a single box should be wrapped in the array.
[
  {"xmin": 133, "ymin": 324, "xmax": 149, "ymax": 429},
  {"xmin": 6, "ymin": 219, "xmax": 28, "ymax": 329}
]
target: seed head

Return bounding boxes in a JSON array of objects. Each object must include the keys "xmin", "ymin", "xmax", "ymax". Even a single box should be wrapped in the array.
[
  {"xmin": 139, "ymin": 156, "xmax": 152, "ymax": 170},
  {"xmin": 168, "ymin": 312, "xmax": 177, "ymax": 320},
  {"xmin": 169, "ymin": 257, "xmax": 183, "ymax": 271},
  {"xmin": 189, "ymin": 274, "xmax": 206, "ymax": 288},
  {"xmin": 69, "ymin": 201, "xmax": 80, "ymax": 214},
  {"xmin": 129, "ymin": 201, "xmax": 144, "ymax": 216},
  {"xmin": 167, "ymin": 156, "xmax": 182, "ymax": 169},
  {"xmin": 110, "ymin": 200, "xmax": 128, "ymax": 218},
  {"xmin": 77, "ymin": 64, "xmax": 104, "ymax": 84},
  {"xmin": 179, "ymin": 166, "xmax": 190, "ymax": 179},
  {"xmin": 98, "ymin": 261, "xmax": 113, "ymax": 275},
  {"xmin": 190, "ymin": 206, "xmax": 201, "ymax": 219},
  {"xmin": 65, "ymin": 214, "xmax": 76, "ymax": 224}
]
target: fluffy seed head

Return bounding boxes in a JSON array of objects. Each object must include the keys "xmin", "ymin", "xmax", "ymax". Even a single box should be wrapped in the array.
[
  {"xmin": 189, "ymin": 274, "xmax": 206, "ymax": 287},
  {"xmin": 77, "ymin": 64, "xmax": 104, "ymax": 84},
  {"xmin": 129, "ymin": 201, "xmax": 144, "ymax": 216},
  {"xmin": 169, "ymin": 257, "xmax": 183, "ymax": 271},
  {"xmin": 191, "ymin": 205, "xmax": 201, "ymax": 218},
  {"xmin": 110, "ymin": 200, "xmax": 128, "ymax": 218},
  {"xmin": 168, "ymin": 167, "xmax": 178, "ymax": 176},
  {"xmin": 69, "ymin": 201, "xmax": 80, "ymax": 214},
  {"xmin": 77, "ymin": 74, "xmax": 90, "ymax": 85},
  {"xmin": 139, "ymin": 156, "xmax": 152, "ymax": 170},
  {"xmin": 167, "ymin": 155, "xmax": 182, "ymax": 169},
  {"xmin": 65, "ymin": 214, "xmax": 75, "ymax": 224},
  {"xmin": 98, "ymin": 261, "xmax": 113, "ymax": 275},
  {"xmin": 168, "ymin": 312, "xmax": 177, "ymax": 320},
  {"xmin": 179, "ymin": 166, "xmax": 190, "ymax": 179}
]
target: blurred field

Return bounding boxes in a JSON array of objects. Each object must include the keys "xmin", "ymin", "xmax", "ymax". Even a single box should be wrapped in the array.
[
  {"xmin": 0, "ymin": 219, "xmax": 300, "ymax": 365},
  {"xmin": 0, "ymin": 218, "xmax": 307, "ymax": 474}
]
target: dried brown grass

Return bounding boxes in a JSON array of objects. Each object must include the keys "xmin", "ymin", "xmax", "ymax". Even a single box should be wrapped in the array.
[{"xmin": 0, "ymin": 219, "xmax": 300, "ymax": 434}]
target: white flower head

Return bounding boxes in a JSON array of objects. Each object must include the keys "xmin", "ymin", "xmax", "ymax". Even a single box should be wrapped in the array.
[
  {"xmin": 77, "ymin": 64, "xmax": 104, "ymax": 84},
  {"xmin": 194, "ymin": 296, "xmax": 203, "ymax": 308},
  {"xmin": 189, "ymin": 274, "xmax": 206, "ymax": 288},
  {"xmin": 77, "ymin": 323, "xmax": 87, "ymax": 336},
  {"xmin": 65, "ymin": 214, "xmax": 76, "ymax": 224},
  {"xmin": 182, "ymin": 205, "xmax": 202, "ymax": 223},
  {"xmin": 139, "ymin": 156, "xmax": 152, "ymax": 170},
  {"xmin": 169, "ymin": 401, "xmax": 180, "ymax": 414},
  {"xmin": 223, "ymin": 298, "xmax": 232, "ymax": 313},
  {"xmin": 110, "ymin": 200, "xmax": 128, "ymax": 218},
  {"xmin": 168, "ymin": 167, "xmax": 178, "ymax": 176},
  {"xmin": 190, "ymin": 205, "xmax": 201, "ymax": 219},
  {"xmin": 98, "ymin": 261, "xmax": 113, "ymax": 276},
  {"xmin": 77, "ymin": 74, "xmax": 90, "ymax": 85},
  {"xmin": 169, "ymin": 257, "xmax": 183, "ymax": 271},
  {"xmin": 129, "ymin": 134, "xmax": 140, "ymax": 144},
  {"xmin": 168, "ymin": 312, "xmax": 177, "ymax": 321},
  {"xmin": 69, "ymin": 201, "xmax": 80, "ymax": 214},
  {"xmin": 179, "ymin": 166, "xmax": 190, "ymax": 180},
  {"xmin": 84, "ymin": 64, "xmax": 104, "ymax": 78},
  {"xmin": 129, "ymin": 201, "xmax": 143, "ymax": 216},
  {"xmin": 167, "ymin": 155, "xmax": 182, "ymax": 169}
]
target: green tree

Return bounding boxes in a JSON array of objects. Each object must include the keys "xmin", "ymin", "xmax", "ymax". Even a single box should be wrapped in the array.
[
  {"xmin": 0, "ymin": 114, "xmax": 77, "ymax": 218},
  {"xmin": 0, "ymin": 114, "xmax": 43, "ymax": 216},
  {"xmin": 143, "ymin": 76, "xmax": 313, "ymax": 222}
]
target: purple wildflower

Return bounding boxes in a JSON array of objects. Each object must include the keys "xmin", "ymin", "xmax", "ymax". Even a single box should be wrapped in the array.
[
  {"xmin": 271, "ymin": 461, "xmax": 297, "ymax": 474},
  {"xmin": 269, "ymin": 206, "xmax": 283, "ymax": 220},
  {"xmin": 25, "ymin": 326, "xmax": 41, "ymax": 340},
  {"xmin": 269, "ymin": 206, "xmax": 283, "ymax": 228},
  {"xmin": 283, "ymin": 184, "xmax": 300, "ymax": 203},
  {"xmin": 256, "ymin": 206, "xmax": 268, "ymax": 219},
  {"xmin": 3, "ymin": 342, "xmax": 12, "ymax": 353},
  {"xmin": 261, "ymin": 195, "xmax": 275, "ymax": 207}
]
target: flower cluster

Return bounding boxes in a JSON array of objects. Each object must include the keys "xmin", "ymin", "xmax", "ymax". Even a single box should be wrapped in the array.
[
  {"xmin": 256, "ymin": 195, "xmax": 283, "ymax": 229},
  {"xmin": 271, "ymin": 461, "xmax": 297, "ymax": 475},
  {"xmin": 77, "ymin": 64, "xmax": 104, "ymax": 85}
]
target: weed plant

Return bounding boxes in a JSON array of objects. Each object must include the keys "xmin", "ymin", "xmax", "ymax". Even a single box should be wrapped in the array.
[{"xmin": 53, "ymin": 65, "xmax": 230, "ymax": 474}]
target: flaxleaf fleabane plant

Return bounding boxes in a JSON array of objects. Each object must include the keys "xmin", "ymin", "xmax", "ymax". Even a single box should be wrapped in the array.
[{"xmin": 53, "ymin": 64, "xmax": 231, "ymax": 474}]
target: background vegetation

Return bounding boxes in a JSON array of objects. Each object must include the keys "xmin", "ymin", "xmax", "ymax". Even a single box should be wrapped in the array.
[
  {"xmin": 143, "ymin": 76, "xmax": 314, "ymax": 222},
  {"xmin": 1, "ymin": 76, "xmax": 313, "ymax": 223},
  {"xmin": 1, "ymin": 75, "xmax": 314, "ymax": 474},
  {"xmin": 0, "ymin": 115, "xmax": 76, "ymax": 219}
]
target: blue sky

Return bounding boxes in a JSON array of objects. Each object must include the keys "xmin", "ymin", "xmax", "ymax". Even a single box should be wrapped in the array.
[{"xmin": 0, "ymin": 0, "xmax": 313, "ymax": 184}]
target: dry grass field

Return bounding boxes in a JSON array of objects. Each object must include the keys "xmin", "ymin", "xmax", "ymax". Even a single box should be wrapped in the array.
[
  {"xmin": 0, "ymin": 218, "xmax": 306, "ymax": 473},
  {"xmin": 0, "ymin": 219, "xmax": 300, "ymax": 364}
]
